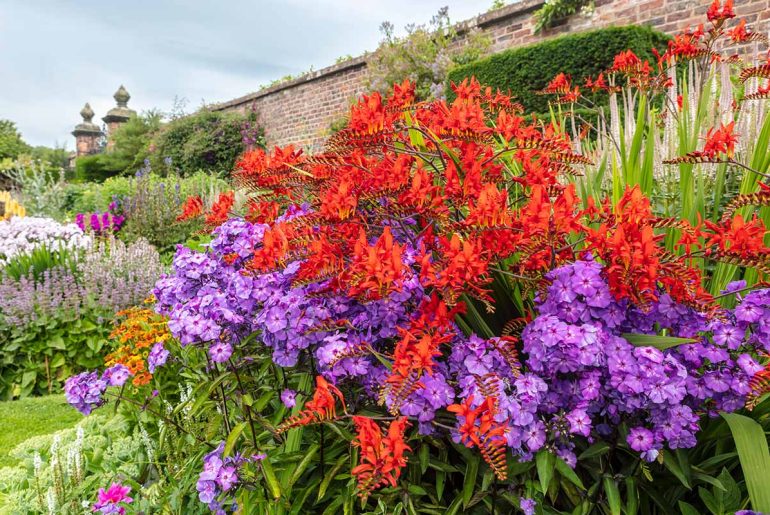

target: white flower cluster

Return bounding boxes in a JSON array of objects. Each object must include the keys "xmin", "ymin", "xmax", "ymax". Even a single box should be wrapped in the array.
[{"xmin": 0, "ymin": 216, "xmax": 91, "ymax": 266}]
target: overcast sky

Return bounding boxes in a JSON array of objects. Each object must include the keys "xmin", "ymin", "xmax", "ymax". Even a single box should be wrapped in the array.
[{"xmin": 0, "ymin": 1, "xmax": 491, "ymax": 148}]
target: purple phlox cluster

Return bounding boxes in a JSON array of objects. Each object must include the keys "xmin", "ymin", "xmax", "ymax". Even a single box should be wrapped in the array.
[
  {"xmin": 197, "ymin": 442, "xmax": 248, "ymax": 514},
  {"xmin": 520, "ymin": 257, "xmax": 768, "ymax": 462},
  {"xmin": 148, "ymin": 342, "xmax": 170, "ymax": 373},
  {"xmin": 64, "ymin": 371, "xmax": 107, "ymax": 415},
  {"xmin": 92, "ymin": 483, "xmax": 133, "ymax": 514},
  {"xmin": 448, "ymin": 334, "xmax": 547, "ymax": 459},
  {"xmin": 398, "ymin": 365, "xmax": 455, "ymax": 434},
  {"xmin": 154, "ymin": 215, "xmax": 424, "ymax": 384},
  {"xmin": 65, "ymin": 365, "xmax": 137, "ymax": 415}
]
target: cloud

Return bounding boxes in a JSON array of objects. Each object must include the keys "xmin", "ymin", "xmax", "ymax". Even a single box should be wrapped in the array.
[{"xmin": 0, "ymin": 0, "xmax": 486, "ymax": 147}]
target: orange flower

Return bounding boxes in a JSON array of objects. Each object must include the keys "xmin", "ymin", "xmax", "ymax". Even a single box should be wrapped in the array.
[
  {"xmin": 177, "ymin": 195, "xmax": 203, "ymax": 221},
  {"xmin": 702, "ymin": 122, "xmax": 737, "ymax": 158},
  {"xmin": 205, "ymin": 191, "xmax": 235, "ymax": 227},
  {"xmin": 707, "ymin": 0, "xmax": 734, "ymax": 22},
  {"xmin": 277, "ymin": 376, "xmax": 346, "ymax": 433},
  {"xmin": 351, "ymin": 416, "xmax": 411, "ymax": 496},
  {"xmin": 105, "ymin": 307, "xmax": 171, "ymax": 387}
]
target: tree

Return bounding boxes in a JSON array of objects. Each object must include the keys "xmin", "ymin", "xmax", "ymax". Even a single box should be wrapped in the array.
[
  {"xmin": 0, "ymin": 119, "xmax": 31, "ymax": 160},
  {"xmin": 105, "ymin": 110, "xmax": 163, "ymax": 173}
]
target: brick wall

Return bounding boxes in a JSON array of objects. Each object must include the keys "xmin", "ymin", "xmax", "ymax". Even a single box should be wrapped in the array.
[{"xmin": 212, "ymin": 0, "xmax": 770, "ymax": 151}]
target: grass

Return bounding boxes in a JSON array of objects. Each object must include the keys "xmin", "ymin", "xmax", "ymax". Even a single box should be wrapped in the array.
[{"xmin": 0, "ymin": 394, "xmax": 82, "ymax": 467}]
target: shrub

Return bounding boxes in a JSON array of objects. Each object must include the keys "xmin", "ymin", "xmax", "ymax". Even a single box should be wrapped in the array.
[
  {"xmin": 0, "ymin": 413, "xmax": 148, "ymax": 514},
  {"xmin": 1, "ymin": 160, "xmax": 69, "ymax": 219},
  {"xmin": 446, "ymin": 25, "xmax": 670, "ymax": 113},
  {"xmin": 0, "ymin": 237, "xmax": 163, "ymax": 398},
  {"xmin": 149, "ymin": 108, "xmax": 264, "ymax": 176},
  {"xmin": 117, "ymin": 164, "xmax": 220, "ymax": 256},
  {"xmin": 74, "ymin": 154, "xmax": 123, "ymax": 183},
  {"xmin": 367, "ymin": 7, "xmax": 490, "ymax": 100}
]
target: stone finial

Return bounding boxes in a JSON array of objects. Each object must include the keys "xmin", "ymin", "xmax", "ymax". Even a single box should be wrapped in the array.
[
  {"xmin": 114, "ymin": 85, "xmax": 130, "ymax": 107},
  {"xmin": 80, "ymin": 102, "xmax": 95, "ymax": 122}
]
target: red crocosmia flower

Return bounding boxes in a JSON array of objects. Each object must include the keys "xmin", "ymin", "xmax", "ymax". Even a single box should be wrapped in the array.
[
  {"xmin": 319, "ymin": 175, "xmax": 359, "ymax": 221},
  {"xmin": 389, "ymin": 79, "xmax": 416, "ymax": 110},
  {"xmin": 245, "ymin": 199, "xmax": 280, "ymax": 224},
  {"xmin": 347, "ymin": 91, "xmax": 393, "ymax": 136},
  {"xmin": 728, "ymin": 19, "xmax": 750, "ymax": 42},
  {"xmin": 540, "ymin": 73, "xmax": 572, "ymax": 95},
  {"xmin": 611, "ymin": 50, "xmax": 642, "ymax": 73},
  {"xmin": 447, "ymin": 394, "xmax": 508, "ymax": 480},
  {"xmin": 707, "ymin": 0, "xmax": 734, "ymax": 22},
  {"xmin": 205, "ymin": 191, "xmax": 235, "ymax": 227},
  {"xmin": 351, "ymin": 416, "xmax": 411, "ymax": 496},
  {"xmin": 277, "ymin": 376, "xmax": 346, "ymax": 432},
  {"xmin": 385, "ymin": 295, "xmax": 463, "ymax": 412},
  {"xmin": 666, "ymin": 32, "xmax": 704, "ymax": 61},
  {"xmin": 704, "ymin": 214, "xmax": 770, "ymax": 259},
  {"xmin": 587, "ymin": 186, "xmax": 662, "ymax": 306},
  {"xmin": 177, "ymin": 195, "xmax": 203, "ymax": 221},
  {"xmin": 702, "ymin": 122, "xmax": 737, "ymax": 158},
  {"xmin": 345, "ymin": 226, "xmax": 405, "ymax": 300},
  {"xmin": 451, "ymin": 77, "xmax": 482, "ymax": 102},
  {"xmin": 465, "ymin": 183, "xmax": 511, "ymax": 228}
]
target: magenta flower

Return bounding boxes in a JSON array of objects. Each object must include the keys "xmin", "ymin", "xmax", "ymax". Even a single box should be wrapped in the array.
[{"xmin": 92, "ymin": 483, "xmax": 132, "ymax": 514}]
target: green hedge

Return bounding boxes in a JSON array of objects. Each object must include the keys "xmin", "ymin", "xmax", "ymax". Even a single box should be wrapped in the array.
[
  {"xmin": 73, "ymin": 154, "xmax": 123, "ymax": 183},
  {"xmin": 446, "ymin": 25, "xmax": 670, "ymax": 114}
]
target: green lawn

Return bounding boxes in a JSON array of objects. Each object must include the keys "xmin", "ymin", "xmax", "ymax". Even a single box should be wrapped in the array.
[{"xmin": 0, "ymin": 394, "xmax": 82, "ymax": 467}]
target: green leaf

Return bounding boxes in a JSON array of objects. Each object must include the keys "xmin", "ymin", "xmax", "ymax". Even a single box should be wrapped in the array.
[
  {"xmin": 624, "ymin": 477, "xmax": 638, "ymax": 515},
  {"xmin": 288, "ymin": 444, "xmax": 319, "ymax": 489},
  {"xmin": 603, "ymin": 477, "xmax": 621, "ymax": 515},
  {"xmin": 555, "ymin": 457, "xmax": 584, "ymax": 490},
  {"xmin": 317, "ymin": 455, "xmax": 347, "ymax": 501},
  {"xmin": 722, "ymin": 413, "xmax": 770, "ymax": 512},
  {"xmin": 261, "ymin": 457, "xmax": 282, "ymax": 500},
  {"xmin": 48, "ymin": 335, "xmax": 66, "ymax": 350},
  {"xmin": 462, "ymin": 455, "xmax": 479, "ymax": 508},
  {"xmin": 223, "ymin": 422, "xmax": 247, "ymax": 457},
  {"xmin": 662, "ymin": 450, "xmax": 691, "ymax": 489},
  {"xmin": 698, "ymin": 487, "xmax": 720, "ymax": 515},
  {"xmin": 578, "ymin": 441, "xmax": 609, "ymax": 460},
  {"xmin": 622, "ymin": 333, "xmax": 696, "ymax": 350},
  {"xmin": 678, "ymin": 501, "xmax": 701, "ymax": 515},
  {"xmin": 536, "ymin": 450, "xmax": 556, "ymax": 494}
]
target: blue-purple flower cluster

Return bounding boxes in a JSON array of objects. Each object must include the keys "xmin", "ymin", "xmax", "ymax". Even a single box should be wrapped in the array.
[
  {"xmin": 154, "ymin": 217, "xmax": 424, "ymax": 383},
  {"xmin": 197, "ymin": 442, "xmax": 245, "ymax": 514},
  {"xmin": 64, "ymin": 364, "xmax": 130, "ymax": 415},
  {"xmin": 517, "ymin": 256, "xmax": 766, "ymax": 461}
]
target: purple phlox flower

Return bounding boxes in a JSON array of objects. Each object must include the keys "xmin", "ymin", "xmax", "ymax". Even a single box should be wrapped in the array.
[
  {"xmin": 102, "ymin": 364, "xmax": 131, "ymax": 387},
  {"xmin": 627, "ymin": 427, "xmax": 655, "ymax": 452},
  {"xmin": 65, "ymin": 371, "xmax": 107, "ymax": 415},
  {"xmin": 148, "ymin": 342, "xmax": 170, "ymax": 373},
  {"xmin": 520, "ymin": 497, "xmax": 536, "ymax": 515},
  {"xmin": 209, "ymin": 341, "xmax": 233, "ymax": 363},
  {"xmin": 280, "ymin": 389, "xmax": 297, "ymax": 408}
]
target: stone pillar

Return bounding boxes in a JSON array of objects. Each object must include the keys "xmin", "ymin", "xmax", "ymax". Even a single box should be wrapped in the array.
[
  {"xmin": 72, "ymin": 103, "xmax": 103, "ymax": 156},
  {"xmin": 102, "ymin": 85, "xmax": 136, "ymax": 148}
]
